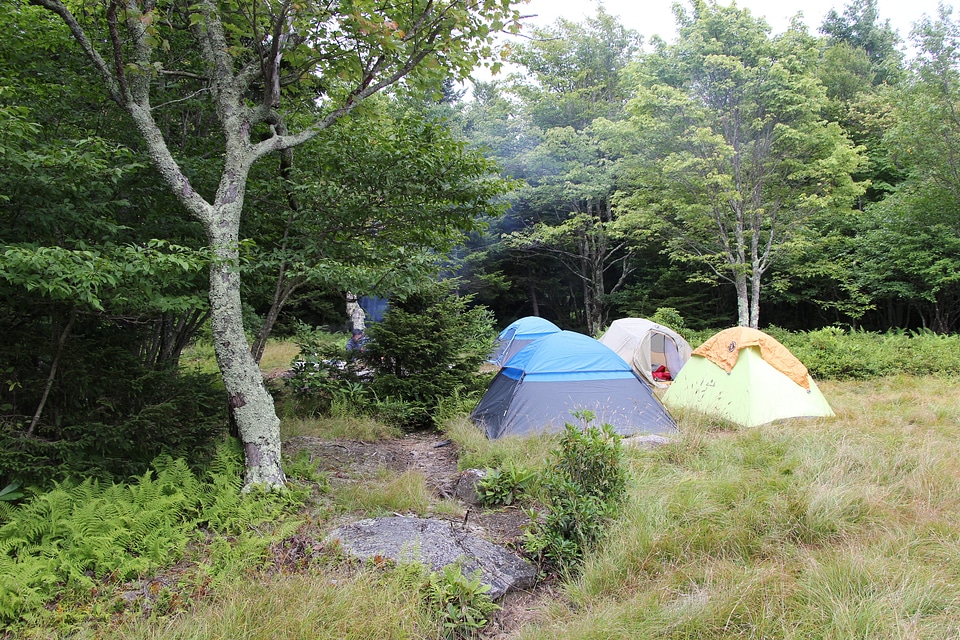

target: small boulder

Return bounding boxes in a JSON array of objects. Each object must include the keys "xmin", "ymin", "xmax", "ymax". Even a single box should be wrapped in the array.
[
  {"xmin": 326, "ymin": 516, "xmax": 536, "ymax": 599},
  {"xmin": 454, "ymin": 468, "xmax": 487, "ymax": 505},
  {"xmin": 622, "ymin": 434, "xmax": 672, "ymax": 448}
]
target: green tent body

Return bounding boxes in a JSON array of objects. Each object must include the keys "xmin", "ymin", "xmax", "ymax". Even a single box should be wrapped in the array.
[{"xmin": 663, "ymin": 330, "xmax": 834, "ymax": 428}]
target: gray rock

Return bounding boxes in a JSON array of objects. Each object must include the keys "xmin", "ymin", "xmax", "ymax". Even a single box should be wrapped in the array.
[
  {"xmin": 622, "ymin": 434, "xmax": 673, "ymax": 448},
  {"xmin": 326, "ymin": 516, "xmax": 536, "ymax": 599},
  {"xmin": 454, "ymin": 468, "xmax": 487, "ymax": 505}
]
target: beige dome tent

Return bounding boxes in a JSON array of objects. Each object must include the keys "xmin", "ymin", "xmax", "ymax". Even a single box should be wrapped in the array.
[
  {"xmin": 662, "ymin": 327, "xmax": 834, "ymax": 428},
  {"xmin": 598, "ymin": 318, "xmax": 693, "ymax": 388}
]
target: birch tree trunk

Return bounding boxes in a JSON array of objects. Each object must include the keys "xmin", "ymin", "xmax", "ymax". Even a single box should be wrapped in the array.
[{"xmin": 207, "ymin": 190, "xmax": 285, "ymax": 486}]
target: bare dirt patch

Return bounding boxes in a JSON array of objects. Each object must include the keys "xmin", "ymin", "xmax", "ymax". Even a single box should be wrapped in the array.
[
  {"xmin": 282, "ymin": 430, "xmax": 553, "ymax": 638},
  {"xmin": 283, "ymin": 430, "xmax": 461, "ymax": 492}
]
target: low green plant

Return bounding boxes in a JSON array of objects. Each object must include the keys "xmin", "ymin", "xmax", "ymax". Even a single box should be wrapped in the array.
[
  {"xmin": 476, "ymin": 461, "xmax": 536, "ymax": 507},
  {"xmin": 0, "ymin": 442, "xmax": 305, "ymax": 630},
  {"xmin": 0, "ymin": 481, "xmax": 23, "ymax": 502},
  {"xmin": 282, "ymin": 449, "xmax": 330, "ymax": 488},
  {"xmin": 426, "ymin": 563, "xmax": 500, "ymax": 639},
  {"xmin": 765, "ymin": 327, "xmax": 960, "ymax": 380},
  {"xmin": 524, "ymin": 414, "xmax": 627, "ymax": 573}
]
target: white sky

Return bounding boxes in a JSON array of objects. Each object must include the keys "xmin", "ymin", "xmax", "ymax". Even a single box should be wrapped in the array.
[
  {"xmin": 514, "ymin": 0, "xmax": 952, "ymax": 43},
  {"xmin": 467, "ymin": 0, "xmax": 953, "ymax": 84}
]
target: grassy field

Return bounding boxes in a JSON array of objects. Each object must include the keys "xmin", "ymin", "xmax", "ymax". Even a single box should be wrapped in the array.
[
  {"xmin": 87, "ymin": 374, "xmax": 960, "ymax": 639},
  {"xmin": 10, "ymin": 336, "xmax": 960, "ymax": 639},
  {"xmin": 512, "ymin": 375, "xmax": 960, "ymax": 639}
]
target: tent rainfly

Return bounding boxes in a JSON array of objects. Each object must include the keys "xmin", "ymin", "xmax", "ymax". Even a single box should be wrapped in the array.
[
  {"xmin": 599, "ymin": 318, "xmax": 693, "ymax": 387},
  {"xmin": 663, "ymin": 327, "xmax": 834, "ymax": 428},
  {"xmin": 471, "ymin": 331, "xmax": 678, "ymax": 439},
  {"xmin": 487, "ymin": 316, "xmax": 561, "ymax": 367}
]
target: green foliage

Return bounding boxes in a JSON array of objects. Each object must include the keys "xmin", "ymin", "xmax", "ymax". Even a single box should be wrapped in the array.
[
  {"xmin": 768, "ymin": 327, "xmax": 960, "ymax": 380},
  {"xmin": 0, "ymin": 443, "xmax": 304, "ymax": 627},
  {"xmin": 425, "ymin": 563, "xmax": 500, "ymax": 639},
  {"xmin": 476, "ymin": 461, "xmax": 536, "ymax": 507},
  {"xmin": 364, "ymin": 281, "xmax": 496, "ymax": 429},
  {"xmin": 0, "ymin": 482, "xmax": 23, "ymax": 503},
  {"xmin": 524, "ymin": 415, "xmax": 627, "ymax": 572},
  {"xmin": 649, "ymin": 307, "xmax": 687, "ymax": 335},
  {"xmin": 0, "ymin": 362, "xmax": 227, "ymax": 488},
  {"xmin": 282, "ymin": 449, "xmax": 330, "ymax": 489},
  {"xmin": 288, "ymin": 337, "xmax": 373, "ymax": 417}
]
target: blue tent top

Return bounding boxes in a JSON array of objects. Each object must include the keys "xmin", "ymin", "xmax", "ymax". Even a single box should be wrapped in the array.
[
  {"xmin": 488, "ymin": 316, "xmax": 563, "ymax": 366},
  {"xmin": 497, "ymin": 316, "xmax": 561, "ymax": 341},
  {"xmin": 501, "ymin": 331, "xmax": 638, "ymax": 382}
]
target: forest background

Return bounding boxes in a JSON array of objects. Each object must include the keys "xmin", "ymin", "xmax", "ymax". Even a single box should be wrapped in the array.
[
  {"xmin": 4, "ymin": 0, "xmax": 960, "ymax": 485},
  {"xmin": 3, "ymin": 0, "xmax": 960, "ymax": 506}
]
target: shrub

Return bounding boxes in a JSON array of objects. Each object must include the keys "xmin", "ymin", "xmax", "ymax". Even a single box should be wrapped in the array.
[
  {"xmin": 287, "ymin": 339, "xmax": 372, "ymax": 417},
  {"xmin": 773, "ymin": 327, "xmax": 960, "ymax": 380},
  {"xmin": 363, "ymin": 281, "xmax": 496, "ymax": 429},
  {"xmin": 524, "ymin": 414, "xmax": 627, "ymax": 573},
  {"xmin": 425, "ymin": 563, "xmax": 500, "ymax": 639},
  {"xmin": 0, "ymin": 367, "xmax": 226, "ymax": 488},
  {"xmin": 476, "ymin": 461, "xmax": 536, "ymax": 507},
  {"xmin": 650, "ymin": 307, "xmax": 687, "ymax": 336}
]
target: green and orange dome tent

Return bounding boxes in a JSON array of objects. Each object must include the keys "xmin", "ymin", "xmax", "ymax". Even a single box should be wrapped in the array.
[{"xmin": 663, "ymin": 327, "xmax": 834, "ymax": 428}]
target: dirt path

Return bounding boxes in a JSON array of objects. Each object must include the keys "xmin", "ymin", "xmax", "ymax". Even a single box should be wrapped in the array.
[{"xmin": 282, "ymin": 431, "xmax": 559, "ymax": 638}]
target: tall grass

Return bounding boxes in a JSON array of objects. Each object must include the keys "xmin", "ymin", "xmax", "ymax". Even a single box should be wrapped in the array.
[
  {"xmin": 108, "ymin": 564, "xmax": 436, "ymax": 640},
  {"xmin": 333, "ymin": 468, "xmax": 433, "ymax": 515},
  {"xmin": 511, "ymin": 377, "xmax": 960, "ymax": 639},
  {"xmin": 280, "ymin": 415, "xmax": 402, "ymax": 441},
  {"xmin": 16, "ymin": 334, "xmax": 960, "ymax": 639}
]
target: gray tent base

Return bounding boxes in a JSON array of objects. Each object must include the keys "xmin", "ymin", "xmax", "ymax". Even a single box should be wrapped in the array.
[{"xmin": 471, "ymin": 375, "xmax": 677, "ymax": 439}]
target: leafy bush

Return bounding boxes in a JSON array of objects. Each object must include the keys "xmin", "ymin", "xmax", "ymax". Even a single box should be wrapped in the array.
[
  {"xmin": 650, "ymin": 307, "xmax": 687, "ymax": 336},
  {"xmin": 682, "ymin": 326, "xmax": 960, "ymax": 381},
  {"xmin": 0, "ymin": 365, "xmax": 226, "ymax": 488},
  {"xmin": 425, "ymin": 563, "xmax": 500, "ymax": 639},
  {"xmin": 476, "ymin": 461, "xmax": 536, "ymax": 507},
  {"xmin": 287, "ymin": 338, "xmax": 372, "ymax": 417},
  {"xmin": 770, "ymin": 327, "xmax": 960, "ymax": 380},
  {"xmin": 524, "ymin": 415, "xmax": 627, "ymax": 573},
  {"xmin": 363, "ymin": 281, "xmax": 496, "ymax": 429}
]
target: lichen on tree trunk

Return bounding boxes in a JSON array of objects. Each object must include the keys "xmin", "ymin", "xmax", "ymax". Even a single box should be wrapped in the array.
[{"xmin": 207, "ymin": 214, "xmax": 285, "ymax": 489}]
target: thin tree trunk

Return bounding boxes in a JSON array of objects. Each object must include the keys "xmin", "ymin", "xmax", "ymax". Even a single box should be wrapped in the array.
[
  {"xmin": 208, "ymin": 211, "xmax": 285, "ymax": 489},
  {"xmin": 734, "ymin": 273, "xmax": 750, "ymax": 327},
  {"xmin": 26, "ymin": 310, "xmax": 76, "ymax": 437},
  {"xmin": 529, "ymin": 279, "xmax": 540, "ymax": 317},
  {"xmin": 749, "ymin": 270, "xmax": 762, "ymax": 329}
]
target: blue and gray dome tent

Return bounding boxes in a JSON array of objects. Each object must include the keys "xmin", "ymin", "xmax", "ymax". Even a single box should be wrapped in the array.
[
  {"xmin": 472, "ymin": 331, "xmax": 678, "ymax": 439},
  {"xmin": 487, "ymin": 316, "xmax": 562, "ymax": 367}
]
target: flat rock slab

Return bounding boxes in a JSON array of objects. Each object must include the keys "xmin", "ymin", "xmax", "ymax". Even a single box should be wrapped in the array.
[{"xmin": 326, "ymin": 516, "xmax": 537, "ymax": 599}]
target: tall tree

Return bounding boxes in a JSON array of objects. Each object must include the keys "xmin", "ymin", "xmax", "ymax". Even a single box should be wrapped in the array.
[
  {"xmin": 621, "ymin": 0, "xmax": 865, "ymax": 328},
  {"xmin": 854, "ymin": 5, "xmax": 960, "ymax": 332},
  {"xmin": 242, "ymin": 103, "xmax": 511, "ymax": 362},
  {"xmin": 820, "ymin": 0, "xmax": 902, "ymax": 85},
  {"xmin": 475, "ymin": 9, "xmax": 642, "ymax": 334},
  {"xmin": 30, "ymin": 0, "xmax": 520, "ymax": 488}
]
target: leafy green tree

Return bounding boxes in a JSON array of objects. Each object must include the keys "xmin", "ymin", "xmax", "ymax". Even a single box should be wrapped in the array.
[
  {"xmin": 364, "ymin": 280, "xmax": 495, "ymax": 428},
  {"xmin": 820, "ymin": 0, "xmax": 903, "ymax": 86},
  {"xmin": 242, "ymin": 103, "xmax": 511, "ymax": 363},
  {"xmin": 849, "ymin": 5, "xmax": 960, "ymax": 332},
  {"xmin": 466, "ymin": 9, "xmax": 643, "ymax": 333},
  {"xmin": 621, "ymin": 0, "xmax": 866, "ymax": 328},
  {"xmin": 30, "ymin": 0, "xmax": 521, "ymax": 488},
  {"xmin": 0, "ymin": 6, "xmax": 224, "ymax": 485}
]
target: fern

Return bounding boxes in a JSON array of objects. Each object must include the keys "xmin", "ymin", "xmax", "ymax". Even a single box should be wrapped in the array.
[{"xmin": 0, "ymin": 441, "xmax": 307, "ymax": 625}]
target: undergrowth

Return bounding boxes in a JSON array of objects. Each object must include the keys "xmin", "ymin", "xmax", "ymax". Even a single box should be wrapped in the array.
[{"xmin": 0, "ymin": 440, "xmax": 306, "ymax": 634}]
